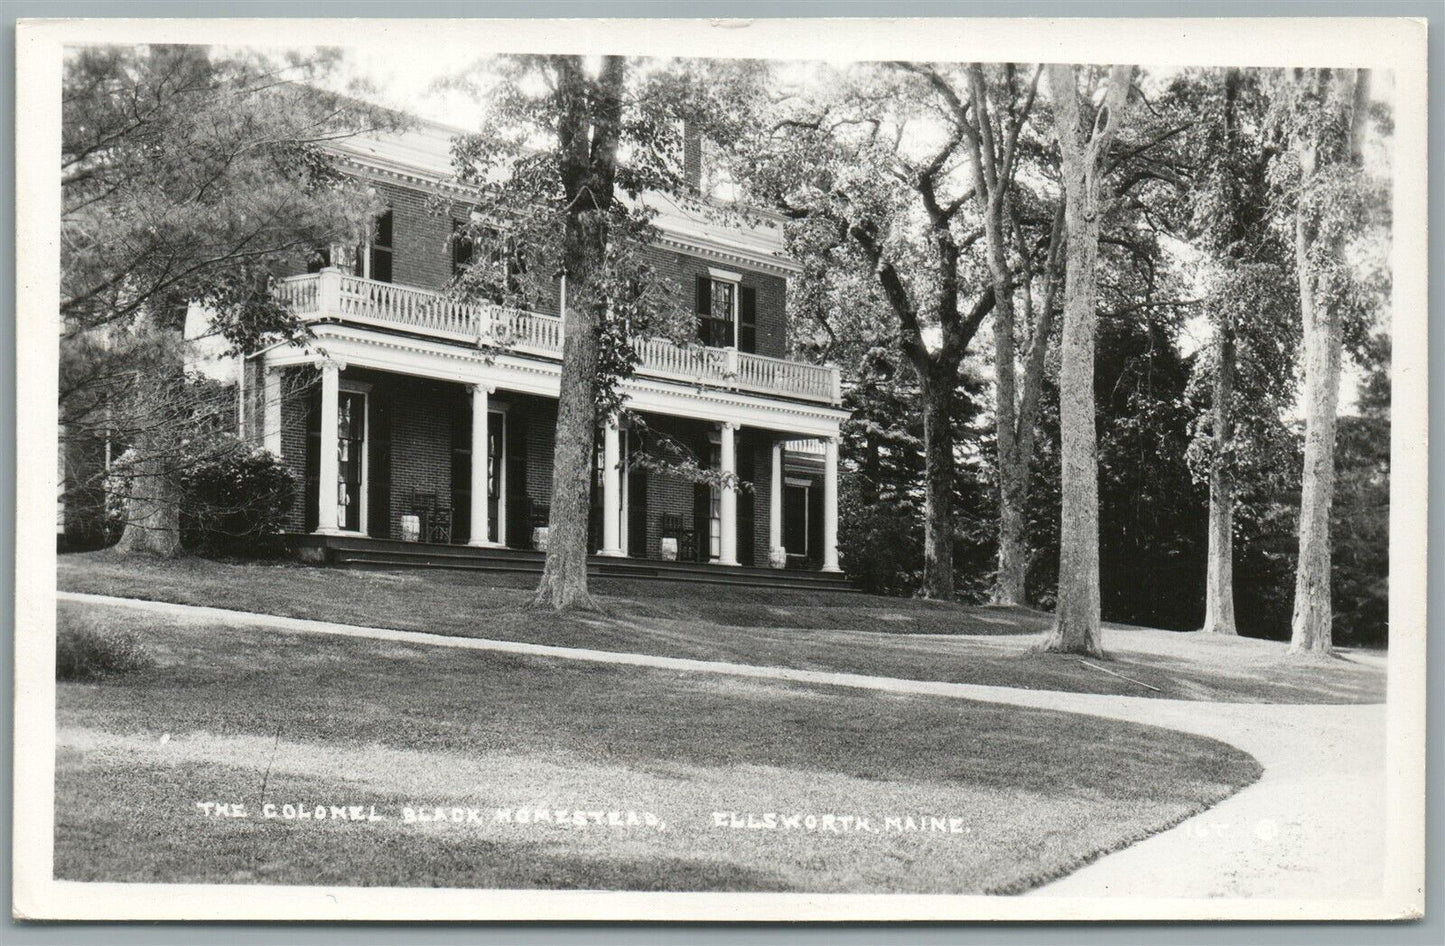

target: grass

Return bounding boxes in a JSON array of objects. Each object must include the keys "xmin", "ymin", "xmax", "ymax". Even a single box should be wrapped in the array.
[
  {"xmin": 55, "ymin": 601, "xmax": 1262, "ymax": 894},
  {"xmin": 56, "ymin": 613, "xmax": 155, "ymax": 681},
  {"xmin": 58, "ymin": 550, "xmax": 1388, "ymax": 704}
]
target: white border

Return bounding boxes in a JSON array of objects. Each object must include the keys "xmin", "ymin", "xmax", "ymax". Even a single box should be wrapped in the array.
[{"xmin": 14, "ymin": 15, "xmax": 1429, "ymax": 922}]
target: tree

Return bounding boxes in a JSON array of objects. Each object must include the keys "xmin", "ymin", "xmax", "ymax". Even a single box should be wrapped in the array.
[
  {"xmin": 1177, "ymin": 68, "xmax": 1301, "ymax": 635},
  {"xmin": 950, "ymin": 64, "xmax": 1063, "ymax": 607},
  {"xmin": 736, "ymin": 63, "xmax": 1008, "ymax": 600},
  {"xmin": 1039, "ymin": 63, "xmax": 1134, "ymax": 657},
  {"xmin": 449, "ymin": 55, "xmax": 754, "ymax": 610},
  {"xmin": 61, "ymin": 44, "xmax": 391, "ymax": 555},
  {"xmin": 1276, "ymin": 68, "xmax": 1379, "ymax": 654}
]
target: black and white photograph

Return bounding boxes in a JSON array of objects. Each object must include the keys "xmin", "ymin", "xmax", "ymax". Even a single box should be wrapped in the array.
[{"xmin": 11, "ymin": 14, "xmax": 1429, "ymax": 923}]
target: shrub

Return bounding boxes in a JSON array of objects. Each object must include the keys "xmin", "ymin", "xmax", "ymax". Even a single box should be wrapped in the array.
[
  {"xmin": 105, "ymin": 436, "xmax": 295, "ymax": 558},
  {"xmin": 56, "ymin": 616, "xmax": 154, "ymax": 681},
  {"xmin": 178, "ymin": 440, "xmax": 295, "ymax": 556}
]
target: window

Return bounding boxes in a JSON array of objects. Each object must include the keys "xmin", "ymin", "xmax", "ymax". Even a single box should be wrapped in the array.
[
  {"xmin": 707, "ymin": 442, "xmax": 722, "ymax": 561},
  {"xmin": 694, "ymin": 272, "xmax": 756, "ymax": 352},
  {"xmin": 336, "ymin": 391, "xmax": 367, "ymax": 532},
  {"xmin": 352, "ymin": 210, "xmax": 393, "ymax": 283},
  {"xmin": 368, "ymin": 210, "xmax": 393, "ymax": 283},
  {"xmin": 695, "ymin": 275, "xmax": 734, "ymax": 348},
  {"xmin": 451, "ymin": 219, "xmax": 474, "ymax": 276}
]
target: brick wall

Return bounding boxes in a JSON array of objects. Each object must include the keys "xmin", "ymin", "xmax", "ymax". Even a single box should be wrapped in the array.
[
  {"xmin": 638, "ymin": 246, "xmax": 788, "ymax": 359},
  {"xmin": 276, "ymin": 366, "xmax": 318, "ymax": 533},
  {"xmin": 380, "ymin": 372, "xmax": 459, "ymax": 538}
]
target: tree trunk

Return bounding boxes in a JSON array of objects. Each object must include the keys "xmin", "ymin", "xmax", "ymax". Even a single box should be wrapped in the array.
[
  {"xmin": 1042, "ymin": 150, "xmax": 1103, "ymax": 656},
  {"xmin": 1202, "ymin": 326, "xmax": 1238, "ymax": 634},
  {"xmin": 997, "ymin": 207, "xmax": 1064, "ymax": 607},
  {"xmin": 1288, "ymin": 165, "xmax": 1339, "ymax": 653},
  {"xmin": 531, "ymin": 56, "xmax": 624, "ymax": 612},
  {"xmin": 531, "ymin": 274, "xmax": 602, "ymax": 611},
  {"xmin": 985, "ymin": 197, "xmax": 1026, "ymax": 607},
  {"xmin": 1290, "ymin": 228, "xmax": 1341, "ymax": 653},
  {"xmin": 994, "ymin": 438, "xmax": 1029, "ymax": 605},
  {"xmin": 919, "ymin": 364, "xmax": 955, "ymax": 600},
  {"xmin": 115, "ymin": 444, "xmax": 182, "ymax": 556},
  {"xmin": 1039, "ymin": 63, "xmax": 1131, "ymax": 657},
  {"xmin": 1288, "ymin": 69, "xmax": 1368, "ymax": 655}
]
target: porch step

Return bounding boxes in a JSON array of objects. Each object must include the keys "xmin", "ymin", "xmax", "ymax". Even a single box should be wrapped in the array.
[{"xmin": 293, "ymin": 535, "xmax": 859, "ymax": 594}]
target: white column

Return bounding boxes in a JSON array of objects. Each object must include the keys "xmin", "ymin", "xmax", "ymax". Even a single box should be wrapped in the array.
[
  {"xmin": 769, "ymin": 438, "xmax": 785, "ymax": 567},
  {"xmin": 822, "ymin": 436, "xmax": 841, "ymax": 572},
  {"xmin": 262, "ymin": 367, "xmax": 282, "ymax": 456},
  {"xmin": 599, "ymin": 417, "xmax": 624, "ymax": 556},
  {"xmin": 718, "ymin": 422, "xmax": 739, "ymax": 566},
  {"xmin": 468, "ymin": 384, "xmax": 495, "ymax": 547},
  {"xmin": 314, "ymin": 360, "xmax": 341, "ymax": 534}
]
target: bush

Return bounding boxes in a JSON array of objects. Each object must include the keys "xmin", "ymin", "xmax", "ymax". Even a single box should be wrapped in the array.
[
  {"xmin": 57, "ymin": 616, "xmax": 154, "ymax": 681},
  {"xmin": 179, "ymin": 440, "xmax": 295, "ymax": 556},
  {"xmin": 105, "ymin": 436, "xmax": 295, "ymax": 557}
]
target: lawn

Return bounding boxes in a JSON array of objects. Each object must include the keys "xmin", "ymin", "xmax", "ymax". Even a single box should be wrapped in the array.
[
  {"xmin": 58, "ymin": 551, "xmax": 1388, "ymax": 704},
  {"xmin": 55, "ymin": 600, "xmax": 1262, "ymax": 894}
]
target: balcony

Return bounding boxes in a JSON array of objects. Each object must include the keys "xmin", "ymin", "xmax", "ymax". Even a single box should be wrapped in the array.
[{"xmin": 276, "ymin": 270, "xmax": 842, "ymax": 406}]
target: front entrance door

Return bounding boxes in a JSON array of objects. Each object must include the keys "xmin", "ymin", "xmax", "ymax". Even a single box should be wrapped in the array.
[
  {"xmin": 783, "ymin": 482, "xmax": 809, "ymax": 560},
  {"xmin": 486, "ymin": 409, "xmax": 505, "ymax": 545},
  {"xmin": 337, "ymin": 390, "xmax": 367, "ymax": 533}
]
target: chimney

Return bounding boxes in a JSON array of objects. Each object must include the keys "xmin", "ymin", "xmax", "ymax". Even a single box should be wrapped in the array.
[{"xmin": 682, "ymin": 121, "xmax": 703, "ymax": 194}]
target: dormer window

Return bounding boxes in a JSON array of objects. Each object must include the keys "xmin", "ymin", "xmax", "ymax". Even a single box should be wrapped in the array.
[{"xmin": 695, "ymin": 269, "xmax": 757, "ymax": 352}]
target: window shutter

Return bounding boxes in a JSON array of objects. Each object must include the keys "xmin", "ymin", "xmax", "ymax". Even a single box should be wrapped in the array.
[
  {"xmin": 739, "ymin": 285, "xmax": 757, "ymax": 354},
  {"xmin": 695, "ymin": 275, "xmax": 712, "ymax": 316},
  {"xmin": 695, "ymin": 275, "xmax": 712, "ymax": 345}
]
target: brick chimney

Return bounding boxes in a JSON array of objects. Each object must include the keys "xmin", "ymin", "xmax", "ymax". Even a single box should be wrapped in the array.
[{"xmin": 682, "ymin": 121, "xmax": 703, "ymax": 194}]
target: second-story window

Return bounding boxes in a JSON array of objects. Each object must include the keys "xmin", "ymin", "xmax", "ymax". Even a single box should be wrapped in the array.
[
  {"xmin": 451, "ymin": 219, "xmax": 474, "ymax": 276},
  {"xmin": 695, "ymin": 272, "xmax": 757, "ymax": 353},
  {"xmin": 359, "ymin": 210, "xmax": 393, "ymax": 283}
]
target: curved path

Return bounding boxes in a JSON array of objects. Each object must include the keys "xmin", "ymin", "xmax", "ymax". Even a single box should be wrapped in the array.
[{"xmin": 59, "ymin": 591, "xmax": 1386, "ymax": 901}]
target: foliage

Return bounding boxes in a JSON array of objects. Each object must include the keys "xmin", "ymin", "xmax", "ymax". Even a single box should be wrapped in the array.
[
  {"xmin": 1330, "ymin": 333, "xmax": 1390, "ymax": 646},
  {"xmin": 61, "ymin": 44, "xmax": 394, "ymax": 344},
  {"xmin": 177, "ymin": 442, "xmax": 297, "ymax": 556},
  {"xmin": 446, "ymin": 55, "xmax": 766, "ymax": 422},
  {"xmin": 102, "ymin": 376, "xmax": 295, "ymax": 557},
  {"xmin": 61, "ymin": 44, "xmax": 396, "ymax": 554},
  {"xmin": 57, "ymin": 615, "xmax": 154, "ymax": 682}
]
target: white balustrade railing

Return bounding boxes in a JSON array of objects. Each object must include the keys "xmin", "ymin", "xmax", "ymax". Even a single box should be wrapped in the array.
[{"xmin": 278, "ymin": 270, "xmax": 841, "ymax": 404}]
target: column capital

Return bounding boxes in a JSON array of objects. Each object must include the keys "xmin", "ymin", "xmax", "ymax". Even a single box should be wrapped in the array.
[
  {"xmin": 719, "ymin": 421, "xmax": 740, "ymax": 432},
  {"xmin": 469, "ymin": 382, "xmax": 496, "ymax": 396},
  {"xmin": 315, "ymin": 354, "xmax": 346, "ymax": 373}
]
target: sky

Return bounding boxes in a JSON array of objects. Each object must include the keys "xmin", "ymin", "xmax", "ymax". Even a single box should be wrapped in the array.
[{"xmin": 324, "ymin": 48, "xmax": 1390, "ymax": 417}]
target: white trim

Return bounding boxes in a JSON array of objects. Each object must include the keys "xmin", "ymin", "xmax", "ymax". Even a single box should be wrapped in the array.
[
  {"xmin": 262, "ymin": 369, "xmax": 282, "ymax": 456},
  {"xmin": 265, "ymin": 326, "xmax": 847, "ymax": 437},
  {"xmin": 707, "ymin": 267, "xmax": 742, "ymax": 283},
  {"xmin": 784, "ymin": 476, "xmax": 813, "ymax": 487}
]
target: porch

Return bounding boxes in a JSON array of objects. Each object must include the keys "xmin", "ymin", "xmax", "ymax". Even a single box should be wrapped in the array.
[
  {"xmin": 254, "ymin": 344, "xmax": 848, "ymax": 577},
  {"xmin": 291, "ymin": 534, "xmax": 858, "ymax": 593}
]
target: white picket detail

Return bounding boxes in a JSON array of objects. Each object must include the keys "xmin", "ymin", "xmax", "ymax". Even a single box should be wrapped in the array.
[
  {"xmin": 275, "ymin": 274, "xmax": 320, "ymax": 314},
  {"xmin": 736, "ymin": 351, "xmax": 837, "ymax": 401},
  {"xmin": 281, "ymin": 271, "xmax": 839, "ymax": 403}
]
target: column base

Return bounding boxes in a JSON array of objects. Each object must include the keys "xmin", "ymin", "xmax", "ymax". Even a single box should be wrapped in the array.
[
  {"xmin": 821, "ymin": 564, "xmax": 843, "ymax": 573},
  {"xmin": 716, "ymin": 558, "xmax": 740, "ymax": 567},
  {"xmin": 312, "ymin": 528, "xmax": 346, "ymax": 537},
  {"xmin": 596, "ymin": 548, "xmax": 627, "ymax": 558},
  {"xmin": 467, "ymin": 539, "xmax": 505, "ymax": 549}
]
